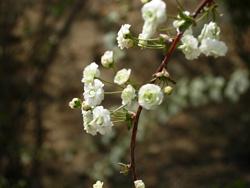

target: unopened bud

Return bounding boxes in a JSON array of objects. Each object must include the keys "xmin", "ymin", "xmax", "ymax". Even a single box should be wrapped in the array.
[
  {"xmin": 162, "ymin": 68, "xmax": 170, "ymax": 78},
  {"xmin": 81, "ymin": 101, "xmax": 91, "ymax": 111},
  {"xmin": 164, "ymin": 86, "xmax": 174, "ymax": 95},
  {"xmin": 154, "ymin": 68, "xmax": 170, "ymax": 79},
  {"xmin": 69, "ymin": 98, "xmax": 81, "ymax": 109},
  {"xmin": 101, "ymin": 50, "xmax": 114, "ymax": 68},
  {"xmin": 118, "ymin": 162, "xmax": 130, "ymax": 175}
]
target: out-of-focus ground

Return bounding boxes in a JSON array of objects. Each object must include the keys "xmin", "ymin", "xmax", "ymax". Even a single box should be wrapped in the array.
[{"xmin": 1, "ymin": 0, "xmax": 250, "ymax": 187}]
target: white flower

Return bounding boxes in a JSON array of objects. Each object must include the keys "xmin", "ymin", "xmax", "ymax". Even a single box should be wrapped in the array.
[
  {"xmin": 90, "ymin": 106, "xmax": 113, "ymax": 135},
  {"xmin": 82, "ymin": 106, "xmax": 113, "ymax": 136},
  {"xmin": 199, "ymin": 38, "xmax": 228, "ymax": 57},
  {"xmin": 101, "ymin": 50, "xmax": 114, "ymax": 68},
  {"xmin": 82, "ymin": 110, "xmax": 97, "ymax": 136},
  {"xmin": 114, "ymin": 68, "xmax": 131, "ymax": 85},
  {"xmin": 139, "ymin": 21, "xmax": 158, "ymax": 41},
  {"xmin": 198, "ymin": 21, "xmax": 221, "ymax": 41},
  {"xmin": 138, "ymin": 84, "xmax": 163, "ymax": 110},
  {"xmin": 93, "ymin": 181, "xmax": 104, "ymax": 188},
  {"xmin": 121, "ymin": 84, "xmax": 136, "ymax": 105},
  {"xmin": 142, "ymin": 0, "xmax": 166, "ymax": 24},
  {"xmin": 81, "ymin": 62, "xmax": 100, "ymax": 83},
  {"xmin": 117, "ymin": 24, "xmax": 133, "ymax": 50},
  {"xmin": 198, "ymin": 22, "xmax": 227, "ymax": 58},
  {"xmin": 84, "ymin": 79, "xmax": 104, "ymax": 107},
  {"xmin": 134, "ymin": 180, "xmax": 145, "ymax": 188},
  {"xmin": 69, "ymin": 98, "xmax": 81, "ymax": 109},
  {"xmin": 139, "ymin": 0, "xmax": 166, "ymax": 40},
  {"xmin": 179, "ymin": 34, "xmax": 201, "ymax": 60}
]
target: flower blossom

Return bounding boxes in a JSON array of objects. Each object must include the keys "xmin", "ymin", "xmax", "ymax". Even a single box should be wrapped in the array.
[
  {"xmin": 81, "ymin": 62, "xmax": 100, "ymax": 83},
  {"xmin": 121, "ymin": 84, "xmax": 136, "ymax": 105},
  {"xmin": 179, "ymin": 34, "xmax": 201, "ymax": 60},
  {"xmin": 69, "ymin": 98, "xmax": 81, "ymax": 109},
  {"xmin": 139, "ymin": 0, "xmax": 167, "ymax": 40},
  {"xmin": 93, "ymin": 180, "xmax": 104, "ymax": 188},
  {"xmin": 90, "ymin": 106, "xmax": 113, "ymax": 135},
  {"xmin": 83, "ymin": 79, "xmax": 104, "ymax": 107},
  {"xmin": 138, "ymin": 84, "xmax": 163, "ymax": 110},
  {"xmin": 198, "ymin": 21, "xmax": 228, "ymax": 57},
  {"xmin": 199, "ymin": 38, "xmax": 228, "ymax": 57},
  {"xmin": 134, "ymin": 180, "xmax": 145, "ymax": 188},
  {"xmin": 82, "ymin": 106, "xmax": 113, "ymax": 136},
  {"xmin": 114, "ymin": 68, "xmax": 131, "ymax": 85},
  {"xmin": 82, "ymin": 110, "xmax": 97, "ymax": 135},
  {"xmin": 101, "ymin": 50, "xmax": 114, "ymax": 68},
  {"xmin": 117, "ymin": 24, "xmax": 134, "ymax": 50},
  {"xmin": 198, "ymin": 21, "xmax": 221, "ymax": 41}
]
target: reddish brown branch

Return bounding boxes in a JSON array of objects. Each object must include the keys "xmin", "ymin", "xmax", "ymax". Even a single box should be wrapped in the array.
[
  {"xmin": 156, "ymin": 32, "xmax": 184, "ymax": 73},
  {"xmin": 130, "ymin": 106, "xmax": 143, "ymax": 181},
  {"xmin": 129, "ymin": 0, "xmax": 216, "ymax": 183},
  {"xmin": 193, "ymin": 0, "xmax": 214, "ymax": 18}
]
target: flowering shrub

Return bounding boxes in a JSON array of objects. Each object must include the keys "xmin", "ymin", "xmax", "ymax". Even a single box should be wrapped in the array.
[{"xmin": 69, "ymin": 0, "xmax": 231, "ymax": 187}]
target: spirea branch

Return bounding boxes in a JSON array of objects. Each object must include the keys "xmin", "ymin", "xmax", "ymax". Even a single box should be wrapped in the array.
[
  {"xmin": 129, "ymin": 0, "xmax": 216, "ymax": 183},
  {"xmin": 69, "ymin": 0, "xmax": 228, "ymax": 187}
]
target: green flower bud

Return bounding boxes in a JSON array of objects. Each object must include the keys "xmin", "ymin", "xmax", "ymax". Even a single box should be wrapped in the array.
[
  {"xmin": 69, "ymin": 98, "xmax": 82, "ymax": 109},
  {"xmin": 164, "ymin": 86, "xmax": 174, "ymax": 95}
]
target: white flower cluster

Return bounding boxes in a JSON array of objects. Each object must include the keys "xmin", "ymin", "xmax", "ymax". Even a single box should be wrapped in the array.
[
  {"xmin": 71, "ymin": 7, "xmax": 229, "ymax": 137},
  {"xmin": 177, "ymin": 20, "xmax": 228, "ymax": 60},
  {"xmin": 80, "ymin": 62, "xmax": 113, "ymax": 136},
  {"xmin": 71, "ymin": 50, "xmax": 166, "ymax": 135},
  {"xmin": 69, "ymin": 1, "xmax": 229, "ymax": 187},
  {"xmin": 116, "ymin": 0, "xmax": 167, "ymax": 48}
]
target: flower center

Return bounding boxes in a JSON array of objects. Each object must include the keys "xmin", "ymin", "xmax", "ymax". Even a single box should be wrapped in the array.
[
  {"xmin": 144, "ymin": 11, "xmax": 156, "ymax": 22},
  {"xmin": 89, "ymin": 89, "xmax": 96, "ymax": 97},
  {"xmin": 144, "ymin": 92, "xmax": 154, "ymax": 102}
]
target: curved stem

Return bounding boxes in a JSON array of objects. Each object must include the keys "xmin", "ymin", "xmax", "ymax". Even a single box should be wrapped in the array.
[
  {"xmin": 129, "ymin": 0, "xmax": 216, "ymax": 184},
  {"xmin": 130, "ymin": 106, "xmax": 142, "ymax": 181},
  {"xmin": 156, "ymin": 32, "xmax": 183, "ymax": 73}
]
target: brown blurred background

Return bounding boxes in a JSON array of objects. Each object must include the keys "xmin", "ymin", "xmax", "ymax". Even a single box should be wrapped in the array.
[{"xmin": 1, "ymin": 0, "xmax": 250, "ymax": 187}]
